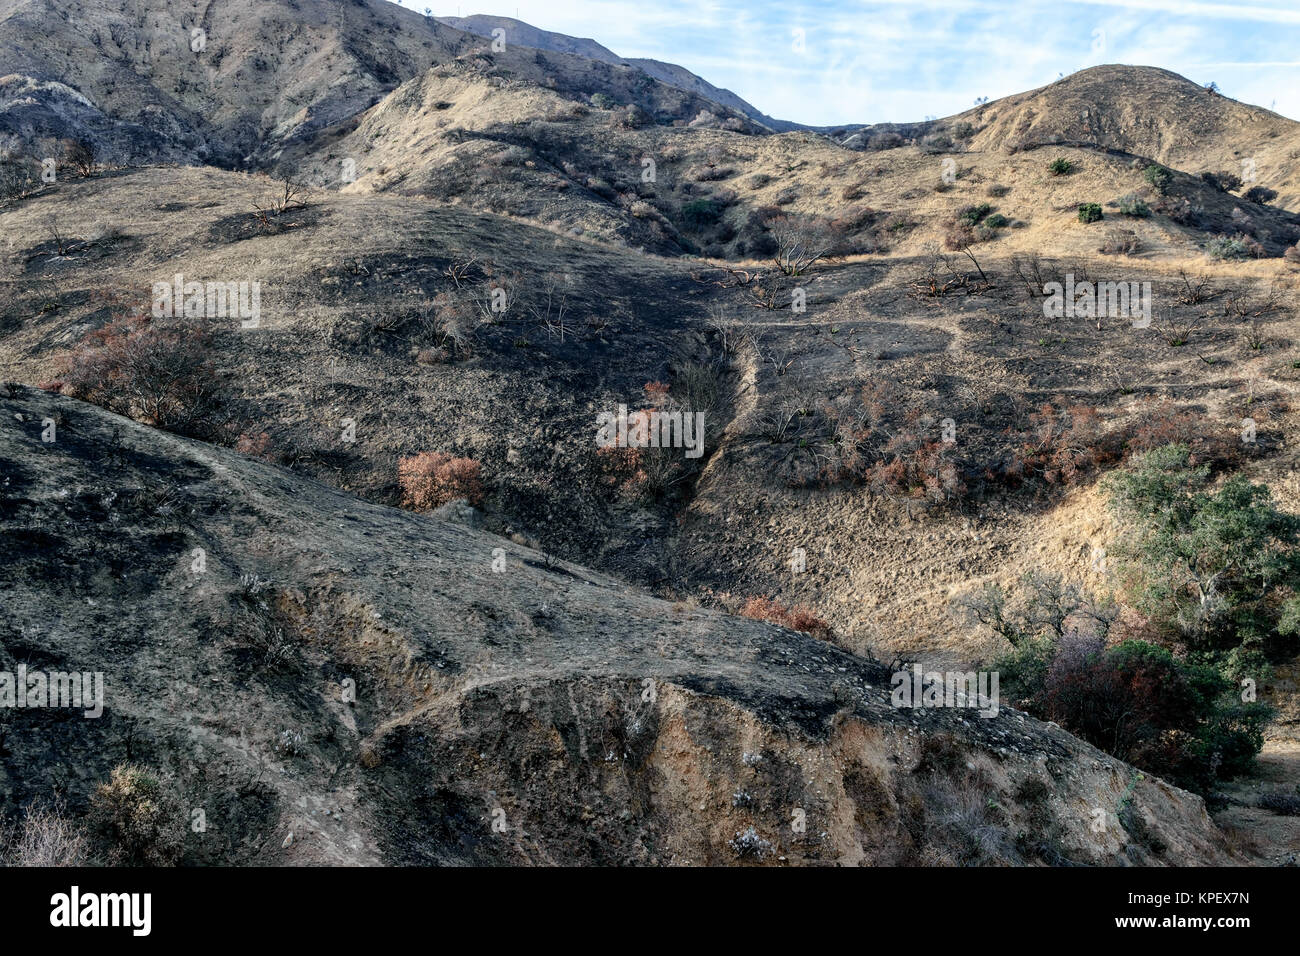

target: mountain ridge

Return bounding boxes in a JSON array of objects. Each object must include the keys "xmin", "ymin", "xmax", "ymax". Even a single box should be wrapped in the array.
[{"xmin": 437, "ymin": 13, "xmax": 805, "ymax": 131}]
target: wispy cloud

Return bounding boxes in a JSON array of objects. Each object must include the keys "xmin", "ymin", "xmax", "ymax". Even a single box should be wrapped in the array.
[{"xmin": 400, "ymin": 0, "xmax": 1300, "ymax": 124}]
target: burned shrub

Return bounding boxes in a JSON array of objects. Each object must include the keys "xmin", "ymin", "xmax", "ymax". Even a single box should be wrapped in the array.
[
  {"xmin": 398, "ymin": 452, "xmax": 485, "ymax": 510},
  {"xmin": 1006, "ymin": 403, "xmax": 1119, "ymax": 488},
  {"xmin": 56, "ymin": 306, "xmax": 221, "ymax": 437},
  {"xmin": 739, "ymin": 596, "xmax": 831, "ymax": 636},
  {"xmin": 2, "ymin": 800, "xmax": 87, "ymax": 866},
  {"xmin": 0, "ymin": 154, "xmax": 40, "ymax": 202}
]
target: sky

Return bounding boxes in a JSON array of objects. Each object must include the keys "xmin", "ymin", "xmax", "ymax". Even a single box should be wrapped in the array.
[{"xmin": 391, "ymin": 0, "xmax": 1300, "ymax": 126}]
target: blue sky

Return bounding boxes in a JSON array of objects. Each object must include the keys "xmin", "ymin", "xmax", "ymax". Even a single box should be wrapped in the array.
[{"xmin": 394, "ymin": 0, "xmax": 1300, "ymax": 126}]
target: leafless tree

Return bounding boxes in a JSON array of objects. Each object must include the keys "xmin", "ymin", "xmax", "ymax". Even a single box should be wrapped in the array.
[
  {"xmin": 255, "ymin": 178, "xmax": 306, "ymax": 219},
  {"xmin": 62, "ymin": 139, "xmax": 97, "ymax": 178},
  {"xmin": 1011, "ymin": 253, "xmax": 1049, "ymax": 301},
  {"xmin": 0, "ymin": 157, "xmax": 37, "ymax": 202},
  {"xmin": 768, "ymin": 214, "xmax": 835, "ymax": 276}
]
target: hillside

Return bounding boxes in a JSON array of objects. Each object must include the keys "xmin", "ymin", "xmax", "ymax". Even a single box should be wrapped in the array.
[
  {"xmin": 950, "ymin": 66, "xmax": 1300, "ymax": 212},
  {"xmin": 273, "ymin": 65, "xmax": 1300, "ymax": 263},
  {"xmin": 0, "ymin": 382, "xmax": 1244, "ymax": 864},
  {"xmin": 0, "ymin": 0, "xmax": 1299, "ymax": 869},
  {"xmin": 0, "ymin": 0, "xmax": 458, "ymax": 165},
  {"xmin": 0, "ymin": 0, "xmax": 755, "ymax": 170}
]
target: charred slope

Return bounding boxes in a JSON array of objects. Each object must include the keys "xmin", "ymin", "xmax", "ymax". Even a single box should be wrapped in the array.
[{"xmin": 0, "ymin": 384, "xmax": 1240, "ymax": 864}]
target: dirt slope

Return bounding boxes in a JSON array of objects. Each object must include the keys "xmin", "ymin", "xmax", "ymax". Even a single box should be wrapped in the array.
[{"xmin": 1, "ymin": 166, "xmax": 1297, "ymax": 655}]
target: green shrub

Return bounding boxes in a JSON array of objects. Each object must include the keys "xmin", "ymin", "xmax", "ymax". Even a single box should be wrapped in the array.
[
  {"xmin": 1186, "ymin": 698, "xmax": 1273, "ymax": 786},
  {"xmin": 991, "ymin": 636, "xmax": 1055, "ymax": 703},
  {"xmin": 994, "ymin": 625, "xmax": 1271, "ymax": 791},
  {"xmin": 1077, "ymin": 203, "xmax": 1103, "ymax": 223},
  {"xmin": 956, "ymin": 202, "xmax": 992, "ymax": 226},
  {"xmin": 966, "ymin": 560, "xmax": 1280, "ymax": 790},
  {"xmin": 1117, "ymin": 193, "xmax": 1150, "ymax": 217},
  {"xmin": 1048, "ymin": 157, "xmax": 1074, "ymax": 176},
  {"xmin": 981, "ymin": 212, "xmax": 1009, "ymax": 229},
  {"xmin": 1103, "ymin": 444, "xmax": 1300, "ymax": 660},
  {"xmin": 680, "ymin": 199, "xmax": 722, "ymax": 228},
  {"xmin": 1205, "ymin": 235, "xmax": 1251, "ymax": 260},
  {"xmin": 1144, "ymin": 164, "xmax": 1173, "ymax": 195},
  {"xmin": 589, "ymin": 92, "xmax": 616, "ymax": 110}
]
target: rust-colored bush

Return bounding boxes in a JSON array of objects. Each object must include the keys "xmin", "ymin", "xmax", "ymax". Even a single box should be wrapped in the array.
[
  {"xmin": 398, "ymin": 451, "xmax": 484, "ymax": 510},
  {"xmin": 863, "ymin": 431, "xmax": 966, "ymax": 502},
  {"xmin": 739, "ymin": 596, "xmax": 831, "ymax": 636},
  {"xmin": 55, "ymin": 306, "xmax": 218, "ymax": 435},
  {"xmin": 1125, "ymin": 402, "xmax": 1239, "ymax": 468},
  {"xmin": 1010, "ymin": 403, "xmax": 1119, "ymax": 486},
  {"xmin": 594, "ymin": 445, "xmax": 647, "ymax": 491},
  {"xmin": 234, "ymin": 431, "xmax": 274, "ymax": 461}
]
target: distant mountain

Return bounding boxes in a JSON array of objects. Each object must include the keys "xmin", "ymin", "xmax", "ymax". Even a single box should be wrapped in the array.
[
  {"xmin": 827, "ymin": 64, "xmax": 1300, "ymax": 211},
  {"xmin": 437, "ymin": 14, "xmax": 804, "ymax": 132},
  {"xmin": 0, "ymin": 0, "xmax": 759, "ymax": 170},
  {"xmin": 0, "ymin": 0, "xmax": 460, "ymax": 166},
  {"xmin": 958, "ymin": 66, "xmax": 1293, "ymax": 161}
]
